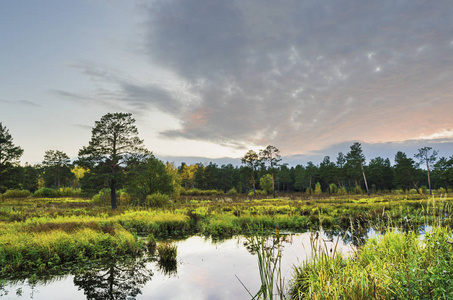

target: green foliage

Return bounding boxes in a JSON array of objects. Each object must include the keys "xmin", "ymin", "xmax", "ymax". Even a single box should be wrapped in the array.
[
  {"xmin": 146, "ymin": 234, "xmax": 157, "ymax": 254},
  {"xmin": 246, "ymin": 229, "xmax": 285, "ymax": 300},
  {"xmin": 314, "ymin": 182, "xmax": 322, "ymax": 195},
  {"xmin": 328, "ymin": 183, "xmax": 338, "ymax": 194},
  {"xmin": 420, "ymin": 185, "xmax": 428, "ymax": 195},
  {"xmin": 119, "ymin": 190, "xmax": 131, "ymax": 206},
  {"xmin": 145, "ymin": 192, "xmax": 170, "ymax": 208},
  {"xmin": 33, "ymin": 187, "xmax": 58, "ymax": 198},
  {"xmin": 226, "ymin": 187, "xmax": 238, "ymax": 196},
  {"xmin": 248, "ymin": 189, "xmax": 267, "ymax": 197},
  {"xmin": 260, "ymin": 174, "xmax": 273, "ymax": 195},
  {"xmin": 180, "ymin": 188, "xmax": 224, "ymax": 196},
  {"xmin": 290, "ymin": 226, "xmax": 453, "ymax": 299},
  {"xmin": 0, "ymin": 123, "xmax": 24, "ymax": 190},
  {"xmin": 157, "ymin": 242, "xmax": 177, "ymax": 263},
  {"xmin": 0, "ymin": 189, "xmax": 31, "ymax": 199},
  {"xmin": 77, "ymin": 112, "xmax": 148, "ymax": 210},
  {"xmin": 127, "ymin": 156, "xmax": 174, "ymax": 203},
  {"xmin": 355, "ymin": 185, "xmax": 363, "ymax": 194},
  {"xmin": 92, "ymin": 188, "xmax": 111, "ymax": 206},
  {"xmin": 32, "ymin": 187, "xmax": 81, "ymax": 198}
]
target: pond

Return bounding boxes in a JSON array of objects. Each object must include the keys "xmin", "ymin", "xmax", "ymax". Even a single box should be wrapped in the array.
[{"xmin": 1, "ymin": 231, "xmax": 356, "ymax": 300}]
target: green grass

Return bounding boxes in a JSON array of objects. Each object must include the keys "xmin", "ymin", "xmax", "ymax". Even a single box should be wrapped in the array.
[
  {"xmin": 290, "ymin": 226, "xmax": 453, "ymax": 299},
  {"xmin": 0, "ymin": 194, "xmax": 452, "ymax": 277}
]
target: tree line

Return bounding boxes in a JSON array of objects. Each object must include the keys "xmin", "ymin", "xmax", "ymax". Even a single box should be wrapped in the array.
[{"xmin": 1, "ymin": 113, "xmax": 453, "ymax": 209}]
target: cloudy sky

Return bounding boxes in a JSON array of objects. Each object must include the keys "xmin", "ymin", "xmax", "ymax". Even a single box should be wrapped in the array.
[{"xmin": 1, "ymin": 0, "xmax": 452, "ymax": 165}]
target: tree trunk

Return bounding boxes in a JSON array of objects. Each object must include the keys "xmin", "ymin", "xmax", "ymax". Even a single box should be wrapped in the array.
[
  {"xmin": 336, "ymin": 175, "xmax": 342, "ymax": 189},
  {"xmin": 252, "ymin": 169, "xmax": 256, "ymax": 198},
  {"xmin": 272, "ymin": 172, "xmax": 276, "ymax": 198},
  {"xmin": 361, "ymin": 162, "xmax": 370, "ymax": 196},
  {"xmin": 426, "ymin": 158, "xmax": 432, "ymax": 195}
]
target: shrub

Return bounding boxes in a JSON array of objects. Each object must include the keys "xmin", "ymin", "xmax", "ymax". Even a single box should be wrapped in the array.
[
  {"xmin": 145, "ymin": 192, "xmax": 170, "ymax": 208},
  {"xmin": 355, "ymin": 185, "xmax": 363, "ymax": 194},
  {"xmin": 226, "ymin": 187, "xmax": 238, "ymax": 196},
  {"xmin": 33, "ymin": 187, "xmax": 58, "ymax": 198},
  {"xmin": 248, "ymin": 189, "xmax": 267, "ymax": 197},
  {"xmin": 180, "ymin": 188, "xmax": 224, "ymax": 196},
  {"xmin": 328, "ymin": 183, "xmax": 338, "ymax": 194},
  {"xmin": 119, "ymin": 190, "xmax": 131, "ymax": 206},
  {"xmin": 314, "ymin": 182, "xmax": 322, "ymax": 195},
  {"xmin": 1, "ymin": 189, "xmax": 31, "ymax": 199},
  {"xmin": 92, "ymin": 188, "xmax": 111, "ymax": 205},
  {"xmin": 260, "ymin": 174, "xmax": 273, "ymax": 194},
  {"xmin": 58, "ymin": 187, "xmax": 82, "ymax": 197},
  {"xmin": 420, "ymin": 185, "xmax": 428, "ymax": 195}
]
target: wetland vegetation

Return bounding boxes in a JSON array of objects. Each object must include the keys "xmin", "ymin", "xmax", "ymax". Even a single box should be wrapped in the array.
[{"xmin": 1, "ymin": 115, "xmax": 453, "ymax": 299}]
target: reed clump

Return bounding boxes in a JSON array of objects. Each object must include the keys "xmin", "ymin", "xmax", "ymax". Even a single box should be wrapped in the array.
[{"xmin": 289, "ymin": 196, "xmax": 453, "ymax": 299}]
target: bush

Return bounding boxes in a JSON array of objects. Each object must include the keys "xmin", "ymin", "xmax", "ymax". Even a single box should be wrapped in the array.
[
  {"xmin": 328, "ymin": 183, "xmax": 338, "ymax": 194},
  {"xmin": 314, "ymin": 182, "xmax": 322, "ymax": 195},
  {"xmin": 145, "ymin": 192, "xmax": 170, "ymax": 208},
  {"xmin": 119, "ymin": 190, "xmax": 131, "ymax": 206},
  {"xmin": 33, "ymin": 187, "xmax": 58, "ymax": 198},
  {"xmin": 420, "ymin": 185, "xmax": 428, "ymax": 195},
  {"xmin": 58, "ymin": 187, "xmax": 82, "ymax": 197},
  {"xmin": 226, "ymin": 187, "xmax": 238, "ymax": 196},
  {"xmin": 355, "ymin": 185, "xmax": 363, "ymax": 194},
  {"xmin": 92, "ymin": 188, "xmax": 111, "ymax": 205},
  {"xmin": 248, "ymin": 189, "xmax": 267, "ymax": 197},
  {"xmin": 1, "ymin": 189, "xmax": 31, "ymax": 199},
  {"xmin": 180, "ymin": 188, "xmax": 224, "ymax": 196},
  {"xmin": 260, "ymin": 174, "xmax": 273, "ymax": 195}
]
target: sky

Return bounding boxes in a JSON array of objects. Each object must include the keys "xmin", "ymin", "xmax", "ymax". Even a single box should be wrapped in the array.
[{"xmin": 1, "ymin": 0, "xmax": 452, "ymax": 166}]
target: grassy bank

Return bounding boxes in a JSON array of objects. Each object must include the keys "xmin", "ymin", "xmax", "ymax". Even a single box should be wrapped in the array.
[
  {"xmin": 0, "ymin": 194, "xmax": 452, "ymax": 276},
  {"xmin": 290, "ymin": 225, "xmax": 453, "ymax": 299}
]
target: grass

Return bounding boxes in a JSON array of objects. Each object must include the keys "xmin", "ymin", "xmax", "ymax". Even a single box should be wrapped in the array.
[
  {"xmin": 0, "ymin": 194, "xmax": 452, "ymax": 278},
  {"xmin": 289, "ymin": 196, "xmax": 453, "ymax": 299}
]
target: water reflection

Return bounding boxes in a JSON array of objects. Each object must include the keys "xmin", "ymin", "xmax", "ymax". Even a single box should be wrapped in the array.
[
  {"xmin": 73, "ymin": 256, "xmax": 153, "ymax": 300},
  {"xmin": 2, "ymin": 232, "xmax": 355, "ymax": 300}
]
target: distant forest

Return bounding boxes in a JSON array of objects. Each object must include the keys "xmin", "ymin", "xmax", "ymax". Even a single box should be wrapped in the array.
[{"xmin": 1, "ymin": 114, "xmax": 452, "ymax": 205}]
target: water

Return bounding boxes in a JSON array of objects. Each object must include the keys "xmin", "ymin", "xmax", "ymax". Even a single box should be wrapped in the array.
[{"xmin": 1, "ymin": 231, "xmax": 354, "ymax": 300}]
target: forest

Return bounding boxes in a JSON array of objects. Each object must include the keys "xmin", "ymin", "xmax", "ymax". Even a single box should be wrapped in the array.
[{"xmin": 1, "ymin": 113, "xmax": 452, "ymax": 206}]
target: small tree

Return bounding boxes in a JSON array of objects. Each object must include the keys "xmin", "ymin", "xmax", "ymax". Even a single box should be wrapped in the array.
[
  {"xmin": 241, "ymin": 150, "xmax": 260, "ymax": 197},
  {"xmin": 42, "ymin": 150, "xmax": 71, "ymax": 189},
  {"xmin": 0, "ymin": 123, "xmax": 24, "ymax": 189},
  {"xmin": 260, "ymin": 174, "xmax": 273, "ymax": 195},
  {"xmin": 78, "ymin": 113, "xmax": 147, "ymax": 209},
  {"xmin": 259, "ymin": 145, "xmax": 281, "ymax": 198},
  {"xmin": 414, "ymin": 147, "xmax": 438, "ymax": 195},
  {"xmin": 345, "ymin": 142, "xmax": 370, "ymax": 196}
]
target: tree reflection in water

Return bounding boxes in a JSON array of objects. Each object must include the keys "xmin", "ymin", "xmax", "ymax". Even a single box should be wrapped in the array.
[{"xmin": 73, "ymin": 256, "xmax": 153, "ymax": 300}]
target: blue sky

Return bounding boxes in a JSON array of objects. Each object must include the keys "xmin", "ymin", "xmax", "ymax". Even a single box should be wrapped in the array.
[{"xmin": 1, "ymin": 0, "xmax": 452, "ymax": 166}]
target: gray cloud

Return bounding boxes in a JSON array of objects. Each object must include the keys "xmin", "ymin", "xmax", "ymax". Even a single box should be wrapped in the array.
[
  {"xmin": 66, "ymin": 1, "xmax": 453, "ymax": 155},
  {"xmin": 139, "ymin": 0, "xmax": 453, "ymax": 154}
]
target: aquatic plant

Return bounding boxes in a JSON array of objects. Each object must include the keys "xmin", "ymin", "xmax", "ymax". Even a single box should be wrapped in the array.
[{"xmin": 242, "ymin": 229, "xmax": 286, "ymax": 300}]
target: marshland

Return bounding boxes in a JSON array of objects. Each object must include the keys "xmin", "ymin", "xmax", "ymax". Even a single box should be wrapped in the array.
[
  {"xmin": 1, "ymin": 115, "xmax": 453, "ymax": 299},
  {"xmin": 0, "ymin": 191, "xmax": 452, "ymax": 299}
]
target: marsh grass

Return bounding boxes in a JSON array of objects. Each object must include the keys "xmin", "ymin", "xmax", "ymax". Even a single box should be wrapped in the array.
[
  {"xmin": 1, "ymin": 194, "xmax": 452, "ymax": 278},
  {"xmin": 156, "ymin": 242, "xmax": 178, "ymax": 276},
  {"xmin": 289, "ymin": 196, "xmax": 453, "ymax": 300},
  {"xmin": 241, "ymin": 228, "xmax": 287, "ymax": 300}
]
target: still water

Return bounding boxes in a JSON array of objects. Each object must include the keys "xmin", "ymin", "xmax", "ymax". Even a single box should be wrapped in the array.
[{"xmin": 1, "ymin": 231, "xmax": 355, "ymax": 300}]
